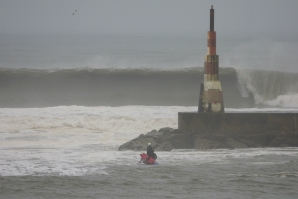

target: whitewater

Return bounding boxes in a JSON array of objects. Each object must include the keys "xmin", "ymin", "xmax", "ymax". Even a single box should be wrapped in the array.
[
  {"xmin": 1, "ymin": 34, "xmax": 298, "ymax": 198},
  {"xmin": 1, "ymin": 106, "xmax": 298, "ymax": 198}
]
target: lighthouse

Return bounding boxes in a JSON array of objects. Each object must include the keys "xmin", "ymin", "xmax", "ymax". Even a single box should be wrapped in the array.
[
  {"xmin": 178, "ymin": 6, "xmax": 297, "ymax": 141},
  {"xmin": 198, "ymin": 5, "xmax": 224, "ymax": 113}
]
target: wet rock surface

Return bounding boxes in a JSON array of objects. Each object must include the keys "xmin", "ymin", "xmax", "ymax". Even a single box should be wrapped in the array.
[{"xmin": 118, "ymin": 127, "xmax": 298, "ymax": 151}]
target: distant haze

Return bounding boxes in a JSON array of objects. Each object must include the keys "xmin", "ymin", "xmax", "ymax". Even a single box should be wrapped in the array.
[{"xmin": 1, "ymin": 0, "xmax": 298, "ymax": 39}]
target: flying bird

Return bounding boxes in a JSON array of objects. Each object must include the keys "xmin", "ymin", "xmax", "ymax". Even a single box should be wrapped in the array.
[{"xmin": 72, "ymin": 10, "xmax": 77, "ymax": 16}]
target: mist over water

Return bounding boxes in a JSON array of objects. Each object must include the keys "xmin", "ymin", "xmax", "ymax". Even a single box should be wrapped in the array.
[
  {"xmin": 224, "ymin": 38, "xmax": 298, "ymax": 72},
  {"xmin": 0, "ymin": 34, "xmax": 203, "ymax": 70},
  {"xmin": 1, "ymin": 34, "xmax": 298, "ymax": 108}
]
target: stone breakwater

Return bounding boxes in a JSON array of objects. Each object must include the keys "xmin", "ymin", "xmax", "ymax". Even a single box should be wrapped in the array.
[
  {"xmin": 119, "ymin": 113, "xmax": 298, "ymax": 151},
  {"xmin": 118, "ymin": 127, "xmax": 298, "ymax": 151}
]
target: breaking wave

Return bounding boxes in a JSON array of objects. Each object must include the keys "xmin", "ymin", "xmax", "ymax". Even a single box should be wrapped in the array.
[
  {"xmin": 236, "ymin": 69, "xmax": 298, "ymax": 107},
  {"xmin": 0, "ymin": 67, "xmax": 298, "ymax": 108}
]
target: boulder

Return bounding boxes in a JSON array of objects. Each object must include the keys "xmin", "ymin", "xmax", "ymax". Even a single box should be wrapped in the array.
[
  {"xmin": 225, "ymin": 138, "xmax": 248, "ymax": 149},
  {"xmin": 118, "ymin": 127, "xmax": 298, "ymax": 151},
  {"xmin": 210, "ymin": 134, "xmax": 228, "ymax": 143},
  {"xmin": 118, "ymin": 128, "xmax": 192, "ymax": 151},
  {"xmin": 142, "ymin": 129, "xmax": 168, "ymax": 143},
  {"xmin": 155, "ymin": 141, "xmax": 174, "ymax": 151},
  {"xmin": 235, "ymin": 136, "xmax": 257, "ymax": 147},
  {"xmin": 146, "ymin": 129, "xmax": 165, "ymax": 138},
  {"xmin": 268, "ymin": 135, "xmax": 298, "ymax": 147},
  {"xmin": 249, "ymin": 134, "xmax": 275, "ymax": 146},
  {"xmin": 165, "ymin": 134, "xmax": 193, "ymax": 149},
  {"xmin": 118, "ymin": 135, "xmax": 157, "ymax": 151},
  {"xmin": 158, "ymin": 127, "xmax": 175, "ymax": 133},
  {"xmin": 193, "ymin": 138, "xmax": 230, "ymax": 149},
  {"xmin": 158, "ymin": 129, "xmax": 185, "ymax": 143}
]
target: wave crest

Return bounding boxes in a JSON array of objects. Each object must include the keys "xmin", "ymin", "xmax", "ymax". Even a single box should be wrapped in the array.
[{"xmin": 1, "ymin": 67, "xmax": 298, "ymax": 108}]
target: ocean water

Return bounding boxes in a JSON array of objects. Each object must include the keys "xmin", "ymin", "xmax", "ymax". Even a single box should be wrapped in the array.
[{"xmin": 1, "ymin": 34, "xmax": 298, "ymax": 198}]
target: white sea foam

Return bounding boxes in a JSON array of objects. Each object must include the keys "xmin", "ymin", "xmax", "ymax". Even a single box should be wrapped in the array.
[
  {"xmin": 1, "ymin": 106, "xmax": 298, "ymax": 176},
  {"xmin": 235, "ymin": 68, "xmax": 298, "ymax": 108},
  {"xmin": 264, "ymin": 93, "xmax": 298, "ymax": 108},
  {"xmin": 1, "ymin": 106, "xmax": 297, "ymax": 149},
  {"xmin": 0, "ymin": 106, "xmax": 195, "ymax": 141}
]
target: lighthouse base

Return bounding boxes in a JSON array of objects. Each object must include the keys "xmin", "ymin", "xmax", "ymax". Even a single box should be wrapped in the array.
[{"xmin": 198, "ymin": 81, "xmax": 224, "ymax": 113}]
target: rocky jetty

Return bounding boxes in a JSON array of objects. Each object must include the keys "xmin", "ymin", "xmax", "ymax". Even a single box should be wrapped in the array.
[{"xmin": 118, "ymin": 127, "xmax": 298, "ymax": 151}]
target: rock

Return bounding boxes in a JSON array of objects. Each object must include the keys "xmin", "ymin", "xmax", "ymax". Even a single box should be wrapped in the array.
[
  {"xmin": 118, "ymin": 127, "xmax": 298, "ymax": 151},
  {"xmin": 158, "ymin": 129, "xmax": 184, "ymax": 143},
  {"xmin": 118, "ymin": 128, "xmax": 192, "ymax": 151},
  {"xmin": 268, "ymin": 135, "xmax": 298, "ymax": 147},
  {"xmin": 268, "ymin": 137, "xmax": 283, "ymax": 147},
  {"xmin": 158, "ymin": 127, "xmax": 175, "ymax": 133},
  {"xmin": 165, "ymin": 134, "xmax": 193, "ymax": 149},
  {"xmin": 210, "ymin": 134, "xmax": 228, "ymax": 143},
  {"xmin": 146, "ymin": 130, "xmax": 164, "ymax": 137},
  {"xmin": 279, "ymin": 144, "xmax": 291, "ymax": 147},
  {"xmin": 225, "ymin": 138, "xmax": 248, "ymax": 149},
  {"xmin": 118, "ymin": 137, "xmax": 157, "ymax": 151},
  {"xmin": 155, "ymin": 141, "xmax": 174, "ymax": 151},
  {"xmin": 249, "ymin": 134, "xmax": 275, "ymax": 146},
  {"xmin": 193, "ymin": 138, "xmax": 230, "ymax": 149},
  {"xmin": 168, "ymin": 129, "xmax": 184, "ymax": 134},
  {"xmin": 159, "ymin": 129, "xmax": 184, "ymax": 138},
  {"xmin": 235, "ymin": 136, "xmax": 257, "ymax": 147}
]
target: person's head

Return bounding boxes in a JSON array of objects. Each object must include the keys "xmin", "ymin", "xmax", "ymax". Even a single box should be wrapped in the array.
[{"xmin": 148, "ymin": 143, "xmax": 151, "ymax": 146}]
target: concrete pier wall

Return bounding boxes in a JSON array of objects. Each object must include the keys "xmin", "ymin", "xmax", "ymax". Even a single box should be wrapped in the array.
[{"xmin": 178, "ymin": 112, "xmax": 298, "ymax": 135}]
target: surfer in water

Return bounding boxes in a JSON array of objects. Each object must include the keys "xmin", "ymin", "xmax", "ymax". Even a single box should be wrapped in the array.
[
  {"xmin": 138, "ymin": 143, "xmax": 157, "ymax": 164},
  {"xmin": 147, "ymin": 143, "xmax": 157, "ymax": 160}
]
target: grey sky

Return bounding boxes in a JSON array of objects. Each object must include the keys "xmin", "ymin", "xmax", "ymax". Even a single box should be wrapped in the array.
[{"xmin": 1, "ymin": 0, "xmax": 298, "ymax": 38}]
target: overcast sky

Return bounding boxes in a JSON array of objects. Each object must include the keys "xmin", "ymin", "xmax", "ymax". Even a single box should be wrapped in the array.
[{"xmin": 1, "ymin": 0, "xmax": 298, "ymax": 38}]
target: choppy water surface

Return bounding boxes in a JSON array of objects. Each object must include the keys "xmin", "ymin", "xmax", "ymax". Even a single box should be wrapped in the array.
[
  {"xmin": 1, "ymin": 106, "xmax": 298, "ymax": 198},
  {"xmin": 1, "ymin": 148, "xmax": 298, "ymax": 199}
]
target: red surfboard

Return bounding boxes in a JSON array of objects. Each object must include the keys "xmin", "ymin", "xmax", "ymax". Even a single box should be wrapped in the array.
[{"xmin": 139, "ymin": 153, "xmax": 158, "ymax": 165}]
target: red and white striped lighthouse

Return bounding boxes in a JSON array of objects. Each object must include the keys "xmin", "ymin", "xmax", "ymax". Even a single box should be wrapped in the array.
[{"xmin": 198, "ymin": 5, "xmax": 224, "ymax": 113}]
